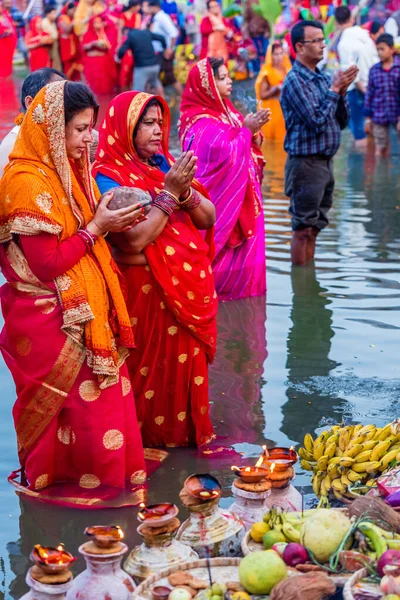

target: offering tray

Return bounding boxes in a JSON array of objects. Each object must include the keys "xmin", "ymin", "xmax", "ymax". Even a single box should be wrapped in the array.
[{"xmin": 343, "ymin": 568, "xmax": 382, "ymax": 600}]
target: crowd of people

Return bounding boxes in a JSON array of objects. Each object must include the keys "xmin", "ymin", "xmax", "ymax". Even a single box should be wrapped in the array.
[{"xmin": 0, "ymin": 0, "xmax": 400, "ymax": 508}]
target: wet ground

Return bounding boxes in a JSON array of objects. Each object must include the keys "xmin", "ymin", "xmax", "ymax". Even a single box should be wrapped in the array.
[{"xmin": 0, "ymin": 72, "xmax": 400, "ymax": 598}]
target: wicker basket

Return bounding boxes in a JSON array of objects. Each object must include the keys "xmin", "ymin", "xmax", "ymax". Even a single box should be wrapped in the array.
[
  {"xmin": 342, "ymin": 568, "xmax": 384, "ymax": 600},
  {"xmin": 133, "ymin": 557, "xmax": 241, "ymax": 600}
]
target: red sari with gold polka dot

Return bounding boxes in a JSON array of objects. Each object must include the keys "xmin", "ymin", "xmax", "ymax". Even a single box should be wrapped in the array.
[{"xmin": 93, "ymin": 91, "xmax": 218, "ymax": 447}]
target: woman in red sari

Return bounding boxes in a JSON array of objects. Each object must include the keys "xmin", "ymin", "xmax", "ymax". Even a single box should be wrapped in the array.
[
  {"xmin": 25, "ymin": 16, "xmax": 53, "ymax": 72},
  {"xmin": 58, "ymin": 1, "xmax": 83, "ymax": 81},
  {"xmin": 93, "ymin": 92, "xmax": 217, "ymax": 448},
  {"xmin": 0, "ymin": 81, "xmax": 149, "ymax": 508},
  {"xmin": 0, "ymin": 0, "xmax": 17, "ymax": 77},
  {"xmin": 82, "ymin": 14, "xmax": 117, "ymax": 95}
]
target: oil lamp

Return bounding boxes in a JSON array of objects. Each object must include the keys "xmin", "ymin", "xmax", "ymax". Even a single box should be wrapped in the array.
[
  {"xmin": 231, "ymin": 455, "xmax": 269, "ymax": 484},
  {"xmin": 229, "ymin": 452, "xmax": 272, "ymax": 530},
  {"xmin": 263, "ymin": 446, "xmax": 303, "ymax": 512},
  {"xmin": 66, "ymin": 526, "xmax": 135, "ymax": 600},
  {"xmin": 137, "ymin": 503, "xmax": 178, "ymax": 527},
  {"xmin": 21, "ymin": 544, "xmax": 75, "ymax": 600},
  {"xmin": 124, "ymin": 502, "xmax": 197, "ymax": 582},
  {"xmin": 31, "ymin": 545, "xmax": 76, "ymax": 574},
  {"xmin": 84, "ymin": 525, "xmax": 124, "ymax": 549},
  {"xmin": 263, "ymin": 446, "xmax": 298, "ymax": 471},
  {"xmin": 184, "ymin": 473, "xmax": 221, "ymax": 501}
]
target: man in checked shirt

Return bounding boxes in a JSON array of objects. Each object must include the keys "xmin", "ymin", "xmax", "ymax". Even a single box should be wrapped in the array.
[{"xmin": 281, "ymin": 20, "xmax": 358, "ymax": 266}]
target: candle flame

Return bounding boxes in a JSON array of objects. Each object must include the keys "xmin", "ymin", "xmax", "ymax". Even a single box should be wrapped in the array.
[
  {"xmin": 57, "ymin": 545, "xmax": 63, "ymax": 552},
  {"xmin": 255, "ymin": 456, "xmax": 264, "ymax": 468},
  {"xmin": 290, "ymin": 446, "xmax": 294, "ymax": 452},
  {"xmin": 270, "ymin": 462, "xmax": 276, "ymax": 474},
  {"xmin": 139, "ymin": 502, "xmax": 145, "ymax": 509},
  {"xmin": 231, "ymin": 465, "xmax": 240, "ymax": 471},
  {"xmin": 42, "ymin": 551, "xmax": 48, "ymax": 559},
  {"xmin": 245, "ymin": 467, "xmax": 251, "ymax": 472}
]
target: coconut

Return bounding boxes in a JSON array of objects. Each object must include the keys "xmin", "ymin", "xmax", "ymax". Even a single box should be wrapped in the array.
[{"xmin": 300, "ymin": 509, "xmax": 351, "ymax": 564}]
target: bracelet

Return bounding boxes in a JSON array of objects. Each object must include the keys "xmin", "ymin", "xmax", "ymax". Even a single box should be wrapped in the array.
[
  {"xmin": 179, "ymin": 188, "xmax": 193, "ymax": 206},
  {"xmin": 153, "ymin": 191, "xmax": 179, "ymax": 216},
  {"xmin": 77, "ymin": 228, "xmax": 98, "ymax": 248},
  {"xmin": 181, "ymin": 189, "xmax": 202, "ymax": 212},
  {"xmin": 162, "ymin": 189, "xmax": 180, "ymax": 204}
]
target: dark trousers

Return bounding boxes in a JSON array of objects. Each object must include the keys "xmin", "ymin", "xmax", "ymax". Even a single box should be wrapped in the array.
[{"xmin": 284, "ymin": 155, "xmax": 334, "ymax": 231}]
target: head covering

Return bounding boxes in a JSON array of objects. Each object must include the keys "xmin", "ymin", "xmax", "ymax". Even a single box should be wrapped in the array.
[
  {"xmin": 178, "ymin": 58, "xmax": 244, "ymax": 141},
  {"xmin": 28, "ymin": 15, "xmax": 43, "ymax": 35},
  {"xmin": 93, "ymin": 91, "xmax": 217, "ymax": 360},
  {"xmin": 255, "ymin": 41, "xmax": 291, "ymax": 101},
  {"xmin": 73, "ymin": 0, "xmax": 104, "ymax": 37},
  {"xmin": 0, "ymin": 80, "xmax": 134, "ymax": 388}
]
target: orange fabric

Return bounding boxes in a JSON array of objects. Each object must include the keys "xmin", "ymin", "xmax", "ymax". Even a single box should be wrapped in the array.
[
  {"xmin": 73, "ymin": 0, "xmax": 104, "ymax": 37},
  {"xmin": 255, "ymin": 44, "xmax": 291, "ymax": 140},
  {"xmin": 0, "ymin": 80, "xmax": 134, "ymax": 388}
]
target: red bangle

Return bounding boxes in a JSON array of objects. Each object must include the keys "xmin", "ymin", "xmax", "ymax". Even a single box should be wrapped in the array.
[{"xmin": 77, "ymin": 228, "xmax": 98, "ymax": 248}]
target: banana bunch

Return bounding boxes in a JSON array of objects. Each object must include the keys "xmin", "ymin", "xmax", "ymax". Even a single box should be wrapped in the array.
[
  {"xmin": 264, "ymin": 507, "xmax": 306, "ymax": 543},
  {"xmin": 299, "ymin": 421, "xmax": 400, "ymax": 502},
  {"xmin": 357, "ymin": 521, "xmax": 400, "ymax": 559}
]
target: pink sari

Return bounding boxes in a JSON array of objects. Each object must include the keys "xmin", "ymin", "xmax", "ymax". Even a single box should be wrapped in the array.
[{"xmin": 179, "ymin": 59, "xmax": 266, "ymax": 301}]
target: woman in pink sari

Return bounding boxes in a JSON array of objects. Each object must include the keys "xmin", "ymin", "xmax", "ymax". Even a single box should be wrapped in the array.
[
  {"xmin": 179, "ymin": 58, "xmax": 270, "ymax": 301},
  {"xmin": 0, "ymin": 0, "xmax": 17, "ymax": 77}
]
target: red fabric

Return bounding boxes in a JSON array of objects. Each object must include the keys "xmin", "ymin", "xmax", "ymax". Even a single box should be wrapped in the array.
[
  {"xmin": 58, "ymin": 11, "xmax": 83, "ymax": 81},
  {"xmin": 200, "ymin": 15, "xmax": 213, "ymax": 59},
  {"xmin": 0, "ymin": 243, "xmax": 149, "ymax": 508},
  {"xmin": 0, "ymin": 9, "xmax": 17, "ymax": 77},
  {"xmin": 179, "ymin": 58, "xmax": 264, "ymax": 248},
  {"xmin": 82, "ymin": 14, "xmax": 117, "ymax": 94},
  {"xmin": 93, "ymin": 91, "xmax": 218, "ymax": 446},
  {"xmin": 25, "ymin": 16, "xmax": 51, "ymax": 72},
  {"xmin": 19, "ymin": 232, "xmax": 87, "ymax": 281},
  {"xmin": 117, "ymin": 12, "xmax": 140, "ymax": 88}
]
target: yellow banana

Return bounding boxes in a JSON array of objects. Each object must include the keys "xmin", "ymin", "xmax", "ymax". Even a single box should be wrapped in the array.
[
  {"xmin": 379, "ymin": 449, "xmax": 400, "ymax": 471},
  {"xmin": 299, "ymin": 447, "xmax": 314, "ymax": 461},
  {"xmin": 355, "ymin": 450, "xmax": 372, "ymax": 463},
  {"xmin": 373, "ymin": 427, "xmax": 382, "ymax": 440},
  {"xmin": 320, "ymin": 474, "xmax": 331, "ymax": 497},
  {"xmin": 315, "ymin": 432, "xmax": 329, "ymax": 446},
  {"xmin": 341, "ymin": 472, "xmax": 351, "ymax": 487},
  {"xmin": 358, "ymin": 424, "xmax": 375, "ymax": 436},
  {"xmin": 352, "ymin": 461, "xmax": 371, "ymax": 473},
  {"xmin": 366, "ymin": 478, "xmax": 377, "ymax": 487},
  {"xmin": 353, "ymin": 424, "xmax": 363, "ymax": 435},
  {"xmin": 389, "ymin": 442, "xmax": 400, "ymax": 452},
  {"xmin": 335, "ymin": 447, "xmax": 344, "ymax": 457},
  {"xmin": 347, "ymin": 470, "xmax": 365, "ymax": 483},
  {"xmin": 282, "ymin": 522, "xmax": 301, "ymax": 543},
  {"xmin": 325, "ymin": 443, "xmax": 337, "ymax": 459},
  {"xmin": 371, "ymin": 440, "xmax": 392, "ymax": 462},
  {"xmin": 377, "ymin": 424, "xmax": 393, "ymax": 441},
  {"xmin": 317, "ymin": 455, "xmax": 329, "ymax": 471},
  {"xmin": 333, "ymin": 489, "xmax": 346, "ymax": 502},
  {"xmin": 344, "ymin": 444, "xmax": 363, "ymax": 458},
  {"xmin": 303, "ymin": 433, "xmax": 314, "ymax": 453},
  {"xmin": 300, "ymin": 459, "xmax": 315, "ymax": 471},
  {"xmin": 314, "ymin": 443, "xmax": 325, "ymax": 461},
  {"xmin": 364, "ymin": 428, "xmax": 377, "ymax": 441},
  {"xmin": 337, "ymin": 464, "xmax": 349, "ymax": 475},
  {"xmin": 339, "ymin": 429, "xmax": 351, "ymax": 452},
  {"xmin": 363, "ymin": 440, "xmax": 379, "ymax": 451},
  {"xmin": 327, "ymin": 462, "xmax": 339, "ymax": 479},
  {"xmin": 332, "ymin": 478, "xmax": 346, "ymax": 492},
  {"xmin": 348, "ymin": 434, "xmax": 365, "ymax": 449},
  {"xmin": 312, "ymin": 471, "xmax": 324, "ymax": 496},
  {"xmin": 339, "ymin": 457, "xmax": 356, "ymax": 468},
  {"xmin": 365, "ymin": 461, "xmax": 381, "ymax": 474}
]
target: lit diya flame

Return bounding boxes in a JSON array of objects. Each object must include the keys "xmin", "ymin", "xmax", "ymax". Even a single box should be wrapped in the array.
[
  {"xmin": 31, "ymin": 545, "xmax": 76, "ymax": 571},
  {"xmin": 231, "ymin": 453, "xmax": 269, "ymax": 483},
  {"xmin": 84, "ymin": 525, "xmax": 124, "ymax": 547},
  {"xmin": 184, "ymin": 473, "xmax": 221, "ymax": 501},
  {"xmin": 137, "ymin": 503, "xmax": 177, "ymax": 522},
  {"xmin": 270, "ymin": 462, "xmax": 276, "ymax": 474}
]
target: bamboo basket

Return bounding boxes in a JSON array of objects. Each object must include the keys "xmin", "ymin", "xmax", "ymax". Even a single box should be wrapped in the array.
[
  {"xmin": 342, "ymin": 568, "xmax": 383, "ymax": 600},
  {"xmin": 133, "ymin": 557, "xmax": 241, "ymax": 600}
]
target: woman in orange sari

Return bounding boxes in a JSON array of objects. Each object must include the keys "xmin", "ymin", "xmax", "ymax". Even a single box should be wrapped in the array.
[
  {"xmin": 0, "ymin": 81, "xmax": 149, "ymax": 508},
  {"xmin": 93, "ymin": 91, "xmax": 217, "ymax": 448},
  {"xmin": 255, "ymin": 41, "xmax": 291, "ymax": 141},
  {"xmin": 58, "ymin": 1, "xmax": 83, "ymax": 81}
]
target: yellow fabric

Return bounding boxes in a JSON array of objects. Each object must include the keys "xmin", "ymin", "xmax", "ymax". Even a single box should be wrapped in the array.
[
  {"xmin": 255, "ymin": 45, "xmax": 291, "ymax": 141},
  {"xmin": 73, "ymin": 0, "xmax": 104, "ymax": 37},
  {"xmin": 0, "ymin": 80, "xmax": 134, "ymax": 388}
]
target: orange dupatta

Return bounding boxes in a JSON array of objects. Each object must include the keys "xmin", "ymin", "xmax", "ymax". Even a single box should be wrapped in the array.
[{"xmin": 0, "ymin": 80, "xmax": 134, "ymax": 388}]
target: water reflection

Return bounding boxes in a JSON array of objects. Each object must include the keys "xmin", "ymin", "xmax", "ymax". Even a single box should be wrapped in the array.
[{"xmin": 282, "ymin": 265, "xmax": 342, "ymax": 443}]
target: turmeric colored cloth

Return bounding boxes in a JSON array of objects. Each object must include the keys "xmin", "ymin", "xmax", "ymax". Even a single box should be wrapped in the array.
[
  {"xmin": 93, "ymin": 91, "xmax": 218, "ymax": 447},
  {"xmin": 0, "ymin": 81, "xmax": 147, "ymax": 507},
  {"xmin": 255, "ymin": 47, "xmax": 291, "ymax": 141}
]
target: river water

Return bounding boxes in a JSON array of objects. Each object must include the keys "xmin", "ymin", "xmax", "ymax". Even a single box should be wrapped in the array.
[{"xmin": 0, "ymin": 73, "xmax": 399, "ymax": 598}]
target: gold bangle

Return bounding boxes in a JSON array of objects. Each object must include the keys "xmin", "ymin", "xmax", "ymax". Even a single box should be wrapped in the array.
[
  {"xmin": 162, "ymin": 189, "xmax": 180, "ymax": 204},
  {"xmin": 179, "ymin": 188, "xmax": 193, "ymax": 206}
]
